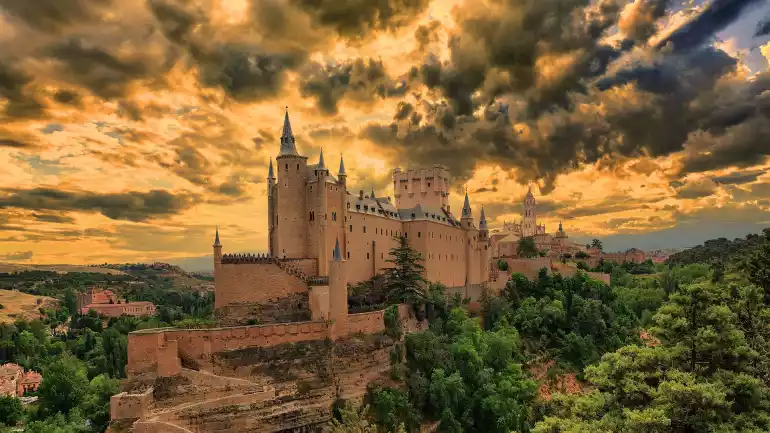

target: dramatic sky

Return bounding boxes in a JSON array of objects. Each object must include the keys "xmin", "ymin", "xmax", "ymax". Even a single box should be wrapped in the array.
[{"xmin": 1, "ymin": 0, "xmax": 770, "ymax": 266}]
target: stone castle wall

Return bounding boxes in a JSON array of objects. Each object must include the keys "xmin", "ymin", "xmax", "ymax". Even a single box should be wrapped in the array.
[
  {"xmin": 110, "ymin": 387, "xmax": 154, "ymax": 421},
  {"xmin": 348, "ymin": 310, "xmax": 385, "ymax": 334},
  {"xmin": 214, "ymin": 262, "xmax": 307, "ymax": 309},
  {"xmin": 127, "ymin": 321, "xmax": 331, "ymax": 376}
]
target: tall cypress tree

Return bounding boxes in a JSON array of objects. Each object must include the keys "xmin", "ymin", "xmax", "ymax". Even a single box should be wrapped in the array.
[{"xmin": 383, "ymin": 235, "xmax": 426, "ymax": 304}]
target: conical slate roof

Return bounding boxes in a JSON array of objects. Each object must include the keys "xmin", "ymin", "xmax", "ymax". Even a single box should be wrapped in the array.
[
  {"xmin": 462, "ymin": 191, "xmax": 472, "ymax": 218},
  {"xmin": 268, "ymin": 158, "xmax": 275, "ymax": 178},
  {"xmin": 213, "ymin": 226, "xmax": 221, "ymax": 247},
  {"xmin": 333, "ymin": 238, "xmax": 341, "ymax": 261},
  {"xmin": 317, "ymin": 148, "xmax": 326, "ymax": 170},
  {"xmin": 479, "ymin": 206, "xmax": 488, "ymax": 230},
  {"xmin": 338, "ymin": 155, "xmax": 346, "ymax": 175},
  {"xmin": 279, "ymin": 107, "xmax": 299, "ymax": 156}
]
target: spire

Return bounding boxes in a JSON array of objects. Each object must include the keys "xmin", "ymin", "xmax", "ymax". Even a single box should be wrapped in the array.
[
  {"xmin": 317, "ymin": 147, "xmax": 326, "ymax": 170},
  {"xmin": 279, "ymin": 107, "xmax": 299, "ymax": 156},
  {"xmin": 333, "ymin": 238, "xmax": 341, "ymax": 261},
  {"xmin": 213, "ymin": 226, "xmax": 221, "ymax": 247},
  {"xmin": 338, "ymin": 154, "xmax": 346, "ymax": 176},
  {"xmin": 462, "ymin": 190, "xmax": 472, "ymax": 218},
  {"xmin": 370, "ymin": 188, "xmax": 376, "ymax": 199},
  {"xmin": 479, "ymin": 206, "xmax": 488, "ymax": 230},
  {"xmin": 558, "ymin": 221, "xmax": 563, "ymax": 232},
  {"xmin": 526, "ymin": 186, "xmax": 534, "ymax": 199},
  {"xmin": 268, "ymin": 158, "xmax": 275, "ymax": 179}
]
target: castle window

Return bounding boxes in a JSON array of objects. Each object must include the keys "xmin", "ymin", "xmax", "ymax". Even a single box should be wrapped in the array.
[
  {"xmin": 347, "ymin": 202, "xmax": 350, "ymax": 209},
  {"xmin": 350, "ymin": 225, "xmax": 353, "ymax": 232},
  {"xmin": 367, "ymin": 253, "xmax": 370, "ymax": 259},
  {"xmin": 332, "ymin": 212, "xmax": 337, "ymax": 221},
  {"xmin": 363, "ymin": 226, "xmax": 366, "ymax": 233},
  {"xmin": 297, "ymin": 164, "xmax": 299, "ymax": 169},
  {"xmin": 347, "ymin": 252, "xmax": 350, "ymax": 259},
  {"xmin": 418, "ymin": 232, "xmax": 421, "ymax": 238},
  {"xmin": 310, "ymin": 211, "xmax": 315, "ymax": 221},
  {"xmin": 285, "ymin": 163, "xmax": 288, "ymax": 170},
  {"xmin": 381, "ymin": 253, "xmax": 384, "ymax": 259}
]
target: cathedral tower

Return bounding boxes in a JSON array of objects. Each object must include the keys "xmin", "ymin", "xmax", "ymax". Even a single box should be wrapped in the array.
[
  {"xmin": 523, "ymin": 187, "xmax": 537, "ymax": 237},
  {"xmin": 275, "ymin": 108, "xmax": 309, "ymax": 259},
  {"xmin": 212, "ymin": 226, "xmax": 222, "ymax": 274}
]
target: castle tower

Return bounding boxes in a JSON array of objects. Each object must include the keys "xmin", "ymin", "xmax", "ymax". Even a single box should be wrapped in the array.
[
  {"xmin": 338, "ymin": 155, "xmax": 348, "ymax": 260},
  {"xmin": 315, "ymin": 148, "xmax": 330, "ymax": 276},
  {"xmin": 478, "ymin": 207, "xmax": 491, "ymax": 284},
  {"xmin": 392, "ymin": 165, "xmax": 450, "ymax": 209},
  {"xmin": 213, "ymin": 226, "xmax": 222, "ymax": 274},
  {"xmin": 523, "ymin": 187, "xmax": 537, "ymax": 237},
  {"xmin": 275, "ymin": 107, "xmax": 309, "ymax": 259},
  {"xmin": 267, "ymin": 158, "xmax": 276, "ymax": 256},
  {"xmin": 328, "ymin": 239, "xmax": 349, "ymax": 340}
]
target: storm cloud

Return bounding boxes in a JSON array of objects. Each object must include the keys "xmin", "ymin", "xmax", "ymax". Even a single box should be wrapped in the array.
[{"xmin": 0, "ymin": 187, "xmax": 201, "ymax": 222}]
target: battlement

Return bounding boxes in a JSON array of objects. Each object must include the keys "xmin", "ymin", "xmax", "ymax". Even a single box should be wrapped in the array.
[{"xmin": 221, "ymin": 253, "xmax": 276, "ymax": 264}]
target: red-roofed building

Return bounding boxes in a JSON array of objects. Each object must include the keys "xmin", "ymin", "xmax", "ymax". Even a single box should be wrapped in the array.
[
  {"xmin": 0, "ymin": 363, "xmax": 42, "ymax": 397},
  {"xmin": 77, "ymin": 288, "xmax": 156, "ymax": 318}
]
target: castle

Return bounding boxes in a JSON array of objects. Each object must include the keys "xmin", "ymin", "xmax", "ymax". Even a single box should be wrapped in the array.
[{"xmin": 213, "ymin": 109, "xmax": 492, "ymax": 325}]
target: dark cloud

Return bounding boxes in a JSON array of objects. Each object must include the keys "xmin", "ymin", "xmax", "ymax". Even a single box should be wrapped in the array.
[
  {"xmin": 0, "ymin": 138, "xmax": 30, "ymax": 148},
  {"xmin": 414, "ymin": 20, "xmax": 441, "ymax": 52},
  {"xmin": 0, "ymin": 0, "xmax": 111, "ymax": 33},
  {"xmin": 290, "ymin": 0, "xmax": 431, "ymax": 39},
  {"xmin": 32, "ymin": 213, "xmax": 76, "ymax": 223},
  {"xmin": 299, "ymin": 58, "xmax": 409, "ymax": 115},
  {"xmin": 674, "ymin": 179, "xmax": 718, "ymax": 199},
  {"xmin": 712, "ymin": 169, "xmax": 767, "ymax": 185},
  {"xmin": 0, "ymin": 251, "xmax": 33, "ymax": 261},
  {"xmin": 0, "ymin": 187, "xmax": 201, "ymax": 222},
  {"xmin": 757, "ymin": 16, "xmax": 770, "ymax": 37},
  {"xmin": 0, "ymin": 61, "xmax": 46, "ymax": 118}
]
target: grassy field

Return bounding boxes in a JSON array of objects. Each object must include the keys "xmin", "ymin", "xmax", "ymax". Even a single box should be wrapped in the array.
[
  {"xmin": 0, "ymin": 289, "xmax": 58, "ymax": 323},
  {"xmin": 0, "ymin": 263, "xmax": 125, "ymax": 275}
]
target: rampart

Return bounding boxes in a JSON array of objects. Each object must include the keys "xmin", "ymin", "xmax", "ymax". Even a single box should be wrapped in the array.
[
  {"xmin": 127, "ymin": 320, "xmax": 331, "ymax": 376},
  {"xmin": 110, "ymin": 387, "xmax": 154, "ymax": 421},
  {"xmin": 348, "ymin": 311, "xmax": 385, "ymax": 334}
]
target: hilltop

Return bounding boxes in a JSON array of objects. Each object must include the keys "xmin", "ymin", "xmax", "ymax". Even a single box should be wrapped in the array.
[
  {"xmin": 0, "ymin": 289, "xmax": 58, "ymax": 323},
  {"xmin": 665, "ymin": 227, "xmax": 770, "ymax": 266}
]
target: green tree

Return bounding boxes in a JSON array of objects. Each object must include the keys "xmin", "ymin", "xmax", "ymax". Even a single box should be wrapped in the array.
[
  {"xmin": 38, "ymin": 355, "xmax": 90, "ymax": 416},
  {"xmin": 496, "ymin": 260, "xmax": 509, "ymax": 271},
  {"xmin": 0, "ymin": 395, "xmax": 22, "ymax": 427},
  {"xmin": 535, "ymin": 280, "xmax": 770, "ymax": 432},
  {"xmin": 101, "ymin": 327, "xmax": 128, "ymax": 378},
  {"xmin": 590, "ymin": 239, "xmax": 603, "ymax": 251},
  {"xmin": 383, "ymin": 235, "xmax": 427, "ymax": 304},
  {"xmin": 517, "ymin": 237, "xmax": 538, "ymax": 258},
  {"xmin": 63, "ymin": 288, "xmax": 78, "ymax": 317}
]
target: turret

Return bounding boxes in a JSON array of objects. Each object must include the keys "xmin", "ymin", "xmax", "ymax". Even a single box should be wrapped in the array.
[
  {"xmin": 461, "ymin": 190, "xmax": 474, "ymax": 229},
  {"xmin": 213, "ymin": 226, "xmax": 222, "ymax": 269},
  {"xmin": 338, "ymin": 154, "xmax": 346, "ymax": 185},
  {"xmin": 479, "ymin": 206, "xmax": 488, "ymax": 233},
  {"xmin": 315, "ymin": 148, "xmax": 329, "ymax": 275},
  {"xmin": 328, "ymin": 238, "xmax": 349, "ymax": 340}
]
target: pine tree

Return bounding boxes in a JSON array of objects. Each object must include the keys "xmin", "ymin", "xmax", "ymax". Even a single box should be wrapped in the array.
[{"xmin": 383, "ymin": 235, "xmax": 427, "ymax": 304}]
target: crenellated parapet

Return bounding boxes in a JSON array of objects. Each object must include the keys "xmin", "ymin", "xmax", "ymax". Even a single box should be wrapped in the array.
[{"xmin": 221, "ymin": 253, "xmax": 276, "ymax": 265}]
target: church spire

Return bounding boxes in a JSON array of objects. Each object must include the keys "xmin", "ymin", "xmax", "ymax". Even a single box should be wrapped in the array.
[
  {"xmin": 338, "ymin": 154, "xmax": 346, "ymax": 176},
  {"xmin": 558, "ymin": 221, "xmax": 563, "ymax": 232},
  {"xmin": 479, "ymin": 206, "xmax": 488, "ymax": 230},
  {"xmin": 279, "ymin": 106, "xmax": 299, "ymax": 156},
  {"xmin": 370, "ymin": 188, "xmax": 376, "ymax": 199},
  {"xmin": 268, "ymin": 158, "xmax": 275, "ymax": 179},
  {"xmin": 213, "ymin": 226, "xmax": 221, "ymax": 247},
  {"xmin": 462, "ymin": 190, "xmax": 472, "ymax": 218},
  {"xmin": 333, "ymin": 238, "xmax": 341, "ymax": 261}
]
